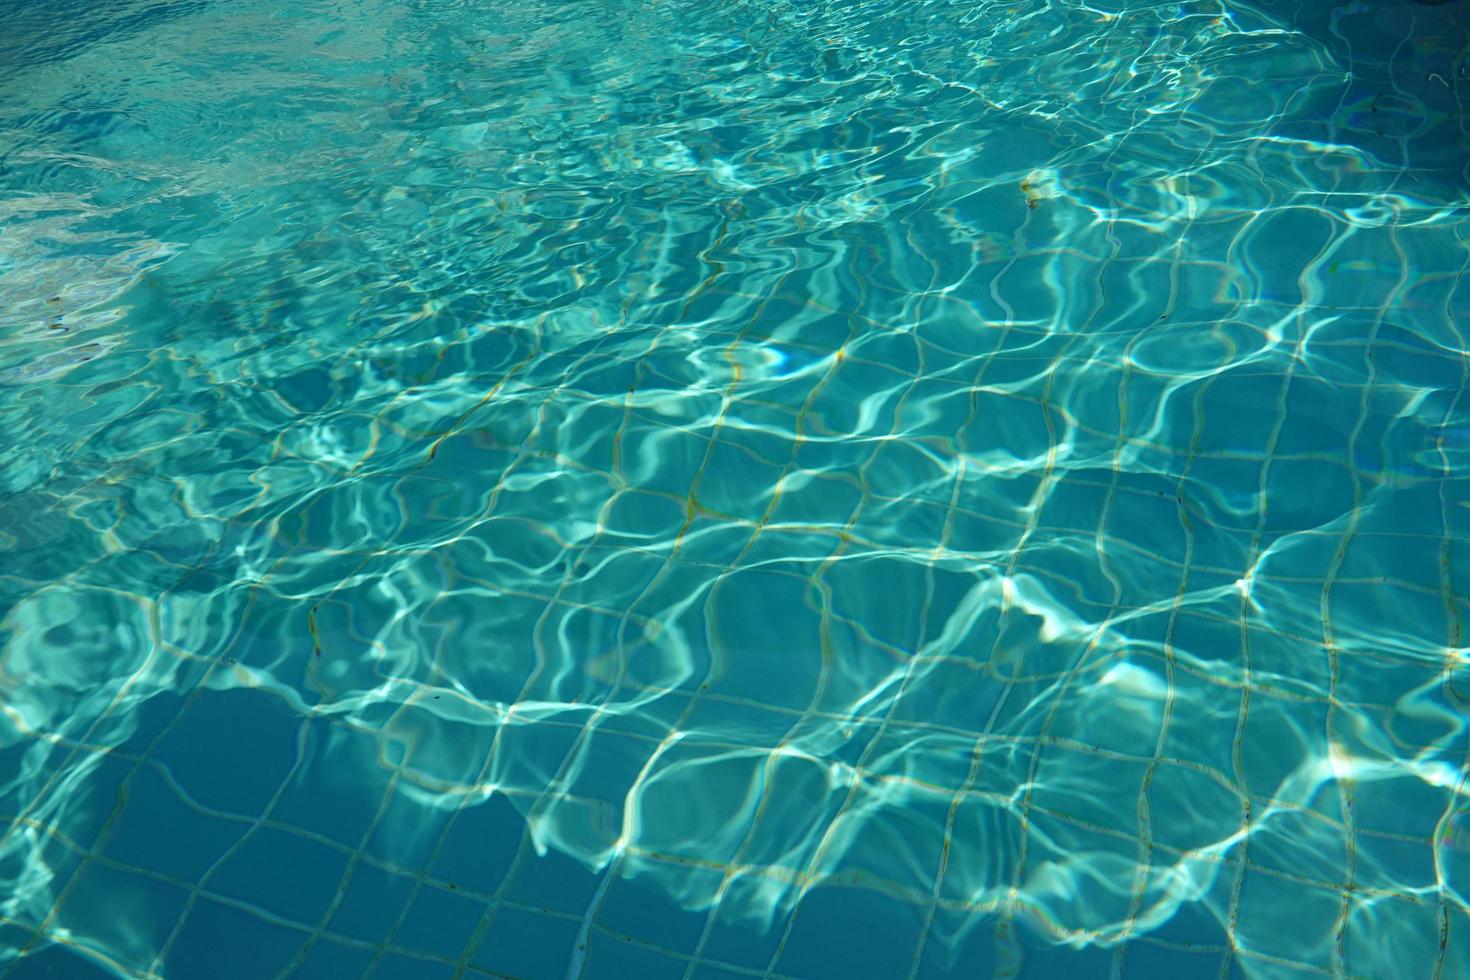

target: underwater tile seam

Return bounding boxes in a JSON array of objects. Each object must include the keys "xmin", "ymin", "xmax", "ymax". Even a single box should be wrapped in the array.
[{"xmin": 1, "ymin": 0, "xmax": 1470, "ymax": 978}]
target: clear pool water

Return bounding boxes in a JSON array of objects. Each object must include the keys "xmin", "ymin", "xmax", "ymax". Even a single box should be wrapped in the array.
[{"xmin": 1, "ymin": 0, "xmax": 1468, "ymax": 977}]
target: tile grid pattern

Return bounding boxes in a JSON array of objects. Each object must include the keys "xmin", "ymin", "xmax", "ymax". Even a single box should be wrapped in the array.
[{"xmin": 1, "ymin": 1, "xmax": 1468, "ymax": 979}]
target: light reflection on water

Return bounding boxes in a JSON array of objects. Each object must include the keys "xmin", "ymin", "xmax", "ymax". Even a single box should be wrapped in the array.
[{"xmin": 0, "ymin": 0, "xmax": 1468, "ymax": 978}]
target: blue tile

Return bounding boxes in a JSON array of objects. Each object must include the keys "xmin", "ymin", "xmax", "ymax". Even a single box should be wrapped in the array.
[
  {"xmin": 361, "ymin": 786, "xmax": 456, "ymax": 872},
  {"xmin": 5, "ymin": 942, "xmax": 120, "ymax": 980},
  {"xmin": 687, "ymin": 967, "xmax": 760, "ymax": 980},
  {"xmin": 327, "ymin": 861, "xmax": 418, "ymax": 944},
  {"xmin": 593, "ymin": 868, "xmax": 717, "ymax": 956},
  {"xmin": 1013, "ymin": 929, "xmax": 1117, "ymax": 979},
  {"xmin": 430, "ymin": 793, "xmax": 525, "ymax": 894},
  {"xmin": 775, "ymin": 885, "xmax": 926, "ymax": 980},
  {"xmin": 393, "ymin": 884, "xmax": 485, "ymax": 961},
  {"xmin": 693, "ymin": 877, "xmax": 788, "ymax": 972},
  {"xmin": 151, "ymin": 689, "xmax": 302, "ymax": 815},
  {"xmin": 913, "ymin": 908, "xmax": 1005, "ymax": 980},
  {"xmin": 165, "ymin": 898, "xmax": 309, "ymax": 980},
  {"xmin": 49, "ymin": 862, "xmax": 189, "ymax": 973},
  {"xmin": 473, "ymin": 906, "xmax": 580, "ymax": 980},
  {"xmin": 582, "ymin": 931, "xmax": 688, "ymax": 980},
  {"xmin": 1118, "ymin": 939, "xmax": 1232, "ymax": 980},
  {"xmin": 207, "ymin": 827, "xmax": 350, "ymax": 926},
  {"xmin": 295, "ymin": 939, "xmax": 376, "ymax": 979},
  {"xmin": 104, "ymin": 765, "xmax": 242, "ymax": 882},
  {"xmin": 270, "ymin": 718, "xmax": 389, "ymax": 848},
  {"xmin": 42, "ymin": 752, "xmax": 134, "ymax": 857},
  {"xmin": 372, "ymin": 952, "xmax": 457, "ymax": 979},
  {"xmin": 501, "ymin": 845, "xmax": 605, "ymax": 918}
]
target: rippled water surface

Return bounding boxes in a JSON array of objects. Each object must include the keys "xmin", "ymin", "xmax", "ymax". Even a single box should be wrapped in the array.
[{"xmin": 2, "ymin": 0, "xmax": 1469, "ymax": 977}]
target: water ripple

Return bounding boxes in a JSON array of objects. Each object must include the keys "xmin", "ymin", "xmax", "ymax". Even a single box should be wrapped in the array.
[{"xmin": 1, "ymin": 0, "xmax": 1469, "ymax": 977}]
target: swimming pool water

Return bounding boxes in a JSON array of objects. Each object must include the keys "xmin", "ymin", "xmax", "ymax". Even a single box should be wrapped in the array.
[{"xmin": 1, "ymin": 0, "xmax": 1468, "ymax": 977}]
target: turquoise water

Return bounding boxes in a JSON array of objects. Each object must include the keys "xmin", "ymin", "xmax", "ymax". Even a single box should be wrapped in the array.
[{"xmin": 2, "ymin": 0, "xmax": 1469, "ymax": 977}]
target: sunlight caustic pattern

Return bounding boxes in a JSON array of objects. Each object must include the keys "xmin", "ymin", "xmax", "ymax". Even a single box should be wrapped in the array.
[{"xmin": 0, "ymin": 0, "xmax": 1468, "ymax": 977}]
